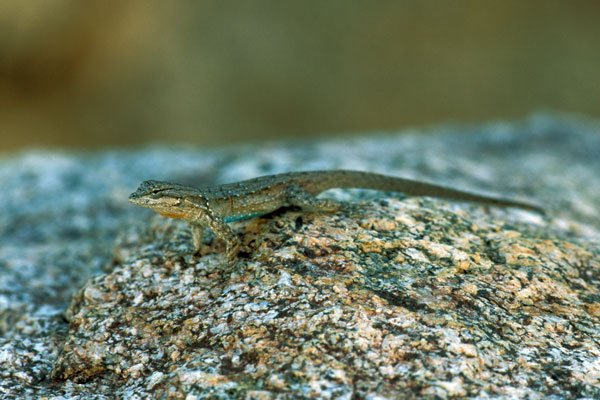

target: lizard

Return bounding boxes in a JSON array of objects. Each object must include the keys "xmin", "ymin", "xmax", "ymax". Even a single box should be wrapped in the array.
[{"xmin": 128, "ymin": 170, "xmax": 545, "ymax": 263}]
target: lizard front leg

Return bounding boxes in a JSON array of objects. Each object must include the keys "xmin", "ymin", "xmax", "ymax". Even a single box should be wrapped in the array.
[
  {"xmin": 185, "ymin": 197, "xmax": 240, "ymax": 264},
  {"xmin": 189, "ymin": 222, "xmax": 204, "ymax": 255},
  {"xmin": 209, "ymin": 217, "xmax": 240, "ymax": 264},
  {"xmin": 190, "ymin": 214, "xmax": 240, "ymax": 264}
]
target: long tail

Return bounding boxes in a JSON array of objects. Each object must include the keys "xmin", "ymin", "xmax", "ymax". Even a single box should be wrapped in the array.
[{"xmin": 303, "ymin": 170, "xmax": 545, "ymax": 214}]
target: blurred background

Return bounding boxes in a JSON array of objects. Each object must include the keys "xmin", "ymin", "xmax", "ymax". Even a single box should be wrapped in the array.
[{"xmin": 1, "ymin": 0, "xmax": 599, "ymax": 151}]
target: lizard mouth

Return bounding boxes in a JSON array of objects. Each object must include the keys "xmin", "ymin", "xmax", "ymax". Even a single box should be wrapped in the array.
[
  {"xmin": 128, "ymin": 193, "xmax": 186, "ymax": 218},
  {"xmin": 127, "ymin": 194, "xmax": 144, "ymax": 206},
  {"xmin": 127, "ymin": 193, "xmax": 161, "ymax": 209}
]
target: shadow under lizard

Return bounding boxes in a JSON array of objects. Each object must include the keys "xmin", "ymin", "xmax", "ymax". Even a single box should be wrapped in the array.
[{"xmin": 128, "ymin": 170, "xmax": 544, "ymax": 263}]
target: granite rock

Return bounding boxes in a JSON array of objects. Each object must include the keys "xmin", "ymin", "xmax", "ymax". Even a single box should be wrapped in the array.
[{"xmin": 1, "ymin": 114, "xmax": 600, "ymax": 399}]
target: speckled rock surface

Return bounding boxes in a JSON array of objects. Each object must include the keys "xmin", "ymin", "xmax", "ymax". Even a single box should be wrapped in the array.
[{"xmin": 1, "ymin": 114, "xmax": 600, "ymax": 399}]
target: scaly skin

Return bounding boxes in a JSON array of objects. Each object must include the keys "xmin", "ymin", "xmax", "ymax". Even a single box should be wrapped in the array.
[{"xmin": 128, "ymin": 170, "xmax": 544, "ymax": 263}]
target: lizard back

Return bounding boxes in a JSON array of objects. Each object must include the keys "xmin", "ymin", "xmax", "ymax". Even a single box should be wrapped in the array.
[{"xmin": 199, "ymin": 170, "xmax": 543, "ymax": 214}]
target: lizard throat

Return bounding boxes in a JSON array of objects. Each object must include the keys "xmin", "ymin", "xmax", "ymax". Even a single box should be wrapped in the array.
[{"xmin": 157, "ymin": 211, "xmax": 186, "ymax": 219}]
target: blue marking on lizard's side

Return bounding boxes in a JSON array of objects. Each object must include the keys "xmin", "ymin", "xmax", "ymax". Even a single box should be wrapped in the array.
[{"xmin": 225, "ymin": 213, "xmax": 264, "ymax": 223}]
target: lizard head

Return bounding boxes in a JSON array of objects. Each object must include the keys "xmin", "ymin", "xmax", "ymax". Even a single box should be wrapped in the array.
[{"xmin": 129, "ymin": 180, "xmax": 207, "ymax": 219}]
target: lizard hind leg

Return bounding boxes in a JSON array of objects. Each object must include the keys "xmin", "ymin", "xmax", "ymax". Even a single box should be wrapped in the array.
[{"xmin": 284, "ymin": 184, "xmax": 344, "ymax": 212}]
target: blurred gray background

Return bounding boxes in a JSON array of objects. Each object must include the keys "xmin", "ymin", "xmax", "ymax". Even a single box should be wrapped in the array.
[{"xmin": 1, "ymin": 1, "xmax": 599, "ymax": 151}]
